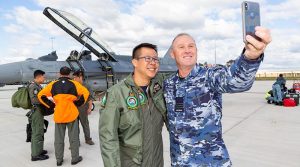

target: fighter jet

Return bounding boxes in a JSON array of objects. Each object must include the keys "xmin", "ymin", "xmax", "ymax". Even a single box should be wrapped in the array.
[{"xmin": 0, "ymin": 7, "xmax": 176, "ymax": 92}]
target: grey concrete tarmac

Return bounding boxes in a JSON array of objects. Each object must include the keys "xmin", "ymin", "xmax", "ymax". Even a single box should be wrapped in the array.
[{"xmin": 0, "ymin": 80, "xmax": 299, "ymax": 167}]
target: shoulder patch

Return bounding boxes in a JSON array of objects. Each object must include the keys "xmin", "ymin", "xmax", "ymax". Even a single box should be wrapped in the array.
[
  {"xmin": 101, "ymin": 93, "xmax": 107, "ymax": 108},
  {"xmin": 33, "ymin": 88, "xmax": 38, "ymax": 95},
  {"xmin": 126, "ymin": 96, "xmax": 138, "ymax": 109}
]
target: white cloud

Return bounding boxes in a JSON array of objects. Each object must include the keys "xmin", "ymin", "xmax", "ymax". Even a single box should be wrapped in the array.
[
  {"xmin": 134, "ymin": 0, "xmax": 206, "ymax": 29},
  {"xmin": 3, "ymin": 24, "xmax": 22, "ymax": 33},
  {"xmin": 13, "ymin": 7, "xmax": 48, "ymax": 31},
  {"xmin": 0, "ymin": 0, "xmax": 300, "ymax": 71},
  {"xmin": 3, "ymin": 13, "xmax": 14, "ymax": 20},
  {"xmin": 263, "ymin": 0, "xmax": 300, "ymax": 22}
]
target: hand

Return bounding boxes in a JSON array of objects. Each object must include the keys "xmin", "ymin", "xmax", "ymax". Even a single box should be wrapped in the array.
[
  {"xmin": 87, "ymin": 108, "xmax": 92, "ymax": 115},
  {"xmin": 41, "ymin": 95, "xmax": 55, "ymax": 108},
  {"xmin": 244, "ymin": 26, "xmax": 272, "ymax": 60}
]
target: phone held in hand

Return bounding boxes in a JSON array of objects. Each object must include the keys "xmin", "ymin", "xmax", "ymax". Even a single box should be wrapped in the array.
[{"xmin": 242, "ymin": 1, "xmax": 261, "ymax": 43}]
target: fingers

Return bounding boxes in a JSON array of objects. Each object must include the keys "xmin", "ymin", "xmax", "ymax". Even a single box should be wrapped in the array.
[
  {"xmin": 246, "ymin": 35, "xmax": 266, "ymax": 51},
  {"xmin": 245, "ymin": 26, "xmax": 271, "ymax": 50},
  {"xmin": 255, "ymin": 26, "xmax": 272, "ymax": 44},
  {"xmin": 244, "ymin": 26, "xmax": 271, "ymax": 59}
]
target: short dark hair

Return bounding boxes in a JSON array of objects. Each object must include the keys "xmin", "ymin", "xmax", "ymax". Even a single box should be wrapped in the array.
[
  {"xmin": 73, "ymin": 70, "xmax": 84, "ymax": 77},
  {"xmin": 279, "ymin": 74, "xmax": 283, "ymax": 77},
  {"xmin": 33, "ymin": 70, "xmax": 45, "ymax": 78},
  {"xmin": 60, "ymin": 66, "xmax": 71, "ymax": 75},
  {"xmin": 132, "ymin": 43, "xmax": 157, "ymax": 59}
]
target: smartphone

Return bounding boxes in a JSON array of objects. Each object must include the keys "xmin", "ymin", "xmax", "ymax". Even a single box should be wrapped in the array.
[{"xmin": 242, "ymin": 1, "xmax": 261, "ymax": 43}]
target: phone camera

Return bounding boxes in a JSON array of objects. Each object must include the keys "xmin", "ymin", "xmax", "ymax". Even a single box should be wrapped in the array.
[{"xmin": 245, "ymin": 3, "xmax": 248, "ymax": 10}]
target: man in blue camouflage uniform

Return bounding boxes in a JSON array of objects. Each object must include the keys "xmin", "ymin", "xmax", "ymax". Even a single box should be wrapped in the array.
[
  {"xmin": 272, "ymin": 74, "xmax": 286, "ymax": 105},
  {"xmin": 164, "ymin": 27, "xmax": 272, "ymax": 166}
]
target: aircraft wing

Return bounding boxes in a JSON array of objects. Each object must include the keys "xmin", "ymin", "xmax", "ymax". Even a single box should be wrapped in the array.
[{"xmin": 43, "ymin": 7, "xmax": 117, "ymax": 62}]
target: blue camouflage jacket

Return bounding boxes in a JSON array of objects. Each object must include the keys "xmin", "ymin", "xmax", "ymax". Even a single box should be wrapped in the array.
[
  {"xmin": 164, "ymin": 54, "xmax": 262, "ymax": 167},
  {"xmin": 273, "ymin": 76, "xmax": 286, "ymax": 89}
]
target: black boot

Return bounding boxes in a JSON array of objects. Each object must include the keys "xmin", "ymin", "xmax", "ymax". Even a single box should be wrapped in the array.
[
  {"xmin": 71, "ymin": 156, "xmax": 82, "ymax": 165},
  {"xmin": 31, "ymin": 154, "xmax": 49, "ymax": 161},
  {"xmin": 41, "ymin": 150, "xmax": 48, "ymax": 155}
]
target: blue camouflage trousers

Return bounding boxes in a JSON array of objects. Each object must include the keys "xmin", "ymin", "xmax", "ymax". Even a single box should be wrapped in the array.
[{"xmin": 272, "ymin": 84, "xmax": 283, "ymax": 103}]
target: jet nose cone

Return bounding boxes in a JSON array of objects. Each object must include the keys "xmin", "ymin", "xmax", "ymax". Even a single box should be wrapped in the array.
[{"xmin": 0, "ymin": 63, "xmax": 22, "ymax": 84}]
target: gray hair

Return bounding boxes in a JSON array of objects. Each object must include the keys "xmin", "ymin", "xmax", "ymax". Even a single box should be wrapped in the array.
[{"xmin": 171, "ymin": 33, "xmax": 196, "ymax": 49}]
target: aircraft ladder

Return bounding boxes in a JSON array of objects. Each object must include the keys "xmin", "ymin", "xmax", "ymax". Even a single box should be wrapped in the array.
[{"xmin": 98, "ymin": 60, "xmax": 115, "ymax": 89}]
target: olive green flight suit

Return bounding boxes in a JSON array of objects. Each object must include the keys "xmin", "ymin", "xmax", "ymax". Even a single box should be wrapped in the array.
[
  {"xmin": 28, "ymin": 82, "xmax": 44, "ymax": 157},
  {"xmin": 99, "ymin": 73, "xmax": 168, "ymax": 167},
  {"xmin": 78, "ymin": 83, "xmax": 93, "ymax": 141}
]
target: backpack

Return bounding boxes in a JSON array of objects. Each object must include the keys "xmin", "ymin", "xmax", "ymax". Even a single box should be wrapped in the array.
[{"xmin": 11, "ymin": 86, "xmax": 32, "ymax": 109}]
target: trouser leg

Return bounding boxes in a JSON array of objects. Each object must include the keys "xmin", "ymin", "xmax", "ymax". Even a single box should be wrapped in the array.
[
  {"xmin": 68, "ymin": 119, "xmax": 80, "ymax": 161},
  {"xmin": 79, "ymin": 112, "xmax": 91, "ymax": 141},
  {"xmin": 267, "ymin": 96, "xmax": 274, "ymax": 102},
  {"xmin": 31, "ymin": 109, "xmax": 44, "ymax": 157},
  {"xmin": 55, "ymin": 123, "xmax": 66, "ymax": 162},
  {"xmin": 274, "ymin": 84, "xmax": 283, "ymax": 102},
  {"xmin": 277, "ymin": 88, "xmax": 283, "ymax": 102},
  {"xmin": 272, "ymin": 85, "xmax": 279, "ymax": 102}
]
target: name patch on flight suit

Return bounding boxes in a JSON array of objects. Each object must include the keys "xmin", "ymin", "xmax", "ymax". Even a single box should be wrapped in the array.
[
  {"xmin": 153, "ymin": 82, "xmax": 161, "ymax": 94},
  {"xmin": 175, "ymin": 97, "xmax": 184, "ymax": 112}
]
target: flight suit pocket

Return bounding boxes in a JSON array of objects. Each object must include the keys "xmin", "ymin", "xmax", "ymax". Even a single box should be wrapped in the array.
[
  {"xmin": 119, "ymin": 110, "xmax": 134, "ymax": 130},
  {"xmin": 153, "ymin": 90, "xmax": 166, "ymax": 112}
]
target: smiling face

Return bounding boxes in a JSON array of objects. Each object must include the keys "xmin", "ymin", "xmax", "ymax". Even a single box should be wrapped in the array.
[
  {"xmin": 132, "ymin": 47, "xmax": 159, "ymax": 81},
  {"xmin": 171, "ymin": 34, "xmax": 197, "ymax": 70}
]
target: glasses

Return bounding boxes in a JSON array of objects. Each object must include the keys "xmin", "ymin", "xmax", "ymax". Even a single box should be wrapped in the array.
[{"xmin": 136, "ymin": 56, "xmax": 159, "ymax": 63}]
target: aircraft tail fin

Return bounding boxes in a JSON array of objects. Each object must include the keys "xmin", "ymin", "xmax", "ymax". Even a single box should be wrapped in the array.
[{"xmin": 160, "ymin": 47, "xmax": 176, "ymax": 65}]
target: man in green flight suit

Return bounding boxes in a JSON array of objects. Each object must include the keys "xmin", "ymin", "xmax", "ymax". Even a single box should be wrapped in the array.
[
  {"xmin": 28, "ymin": 70, "xmax": 49, "ymax": 161},
  {"xmin": 99, "ymin": 43, "xmax": 168, "ymax": 167},
  {"xmin": 73, "ymin": 70, "xmax": 95, "ymax": 145}
]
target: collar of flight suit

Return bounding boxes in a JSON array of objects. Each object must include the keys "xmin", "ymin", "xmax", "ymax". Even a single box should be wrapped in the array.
[
  {"xmin": 124, "ymin": 73, "xmax": 136, "ymax": 87},
  {"xmin": 175, "ymin": 64, "xmax": 203, "ymax": 81},
  {"xmin": 124, "ymin": 73, "xmax": 153, "ymax": 89},
  {"xmin": 124, "ymin": 73, "xmax": 161, "ymax": 97},
  {"xmin": 31, "ymin": 81, "xmax": 42, "ymax": 89}
]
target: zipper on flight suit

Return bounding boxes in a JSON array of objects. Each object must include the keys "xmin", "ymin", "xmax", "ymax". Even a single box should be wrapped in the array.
[{"xmin": 132, "ymin": 86, "xmax": 144, "ymax": 163}]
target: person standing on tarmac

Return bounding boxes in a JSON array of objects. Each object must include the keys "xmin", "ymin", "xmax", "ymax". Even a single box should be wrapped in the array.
[
  {"xmin": 73, "ymin": 70, "xmax": 95, "ymax": 145},
  {"xmin": 28, "ymin": 70, "xmax": 49, "ymax": 161},
  {"xmin": 38, "ymin": 66, "xmax": 89, "ymax": 166},
  {"xmin": 164, "ymin": 27, "xmax": 271, "ymax": 166},
  {"xmin": 99, "ymin": 43, "xmax": 168, "ymax": 167}
]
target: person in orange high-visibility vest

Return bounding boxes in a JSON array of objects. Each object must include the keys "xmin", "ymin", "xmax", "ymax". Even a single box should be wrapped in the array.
[{"xmin": 38, "ymin": 66, "xmax": 89, "ymax": 166}]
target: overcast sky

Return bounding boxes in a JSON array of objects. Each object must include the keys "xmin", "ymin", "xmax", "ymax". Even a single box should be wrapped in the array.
[{"xmin": 0, "ymin": 0, "xmax": 300, "ymax": 71}]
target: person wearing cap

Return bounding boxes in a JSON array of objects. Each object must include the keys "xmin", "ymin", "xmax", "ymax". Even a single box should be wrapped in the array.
[
  {"xmin": 38, "ymin": 66, "xmax": 89, "ymax": 166},
  {"xmin": 99, "ymin": 43, "xmax": 168, "ymax": 167},
  {"xmin": 73, "ymin": 70, "xmax": 95, "ymax": 145}
]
